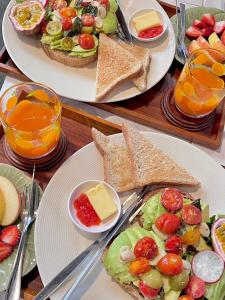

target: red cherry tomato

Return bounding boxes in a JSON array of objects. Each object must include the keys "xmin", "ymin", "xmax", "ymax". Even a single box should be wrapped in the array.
[
  {"xmin": 134, "ymin": 237, "xmax": 158, "ymax": 260},
  {"xmin": 165, "ymin": 235, "xmax": 184, "ymax": 255},
  {"xmin": 82, "ymin": 14, "xmax": 95, "ymax": 26},
  {"xmin": 129, "ymin": 257, "xmax": 151, "ymax": 276},
  {"xmin": 182, "ymin": 205, "xmax": 202, "ymax": 225},
  {"xmin": 61, "ymin": 17, "xmax": 72, "ymax": 31},
  {"xmin": 139, "ymin": 281, "xmax": 160, "ymax": 299},
  {"xmin": 161, "ymin": 188, "xmax": 184, "ymax": 212},
  {"xmin": 178, "ymin": 296, "xmax": 194, "ymax": 300},
  {"xmin": 99, "ymin": 0, "xmax": 109, "ymax": 6},
  {"xmin": 184, "ymin": 276, "xmax": 206, "ymax": 298},
  {"xmin": 79, "ymin": 34, "xmax": 95, "ymax": 49},
  {"xmin": 157, "ymin": 254, "xmax": 183, "ymax": 276},
  {"xmin": 155, "ymin": 213, "xmax": 181, "ymax": 234},
  {"xmin": 60, "ymin": 7, "xmax": 77, "ymax": 18}
]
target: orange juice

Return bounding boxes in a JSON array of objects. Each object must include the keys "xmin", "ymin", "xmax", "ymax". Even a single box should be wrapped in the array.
[
  {"xmin": 0, "ymin": 83, "xmax": 61, "ymax": 159},
  {"xmin": 174, "ymin": 49, "xmax": 225, "ymax": 117}
]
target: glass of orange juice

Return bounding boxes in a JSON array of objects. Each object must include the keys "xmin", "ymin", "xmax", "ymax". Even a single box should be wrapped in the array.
[
  {"xmin": 174, "ymin": 48, "xmax": 225, "ymax": 118},
  {"xmin": 0, "ymin": 82, "xmax": 62, "ymax": 159}
]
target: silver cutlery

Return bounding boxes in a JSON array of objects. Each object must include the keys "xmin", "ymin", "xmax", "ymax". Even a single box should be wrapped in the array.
[
  {"xmin": 4, "ymin": 166, "xmax": 40, "ymax": 300},
  {"xmin": 176, "ymin": 1, "xmax": 188, "ymax": 63},
  {"xmin": 62, "ymin": 185, "xmax": 157, "ymax": 300},
  {"xmin": 115, "ymin": 0, "xmax": 133, "ymax": 43}
]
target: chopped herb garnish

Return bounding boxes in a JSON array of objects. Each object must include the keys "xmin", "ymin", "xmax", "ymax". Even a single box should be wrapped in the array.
[
  {"xmin": 192, "ymin": 199, "xmax": 201, "ymax": 210},
  {"xmin": 81, "ymin": 5, "xmax": 98, "ymax": 16}
]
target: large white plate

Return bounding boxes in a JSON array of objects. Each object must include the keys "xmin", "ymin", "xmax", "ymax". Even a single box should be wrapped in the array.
[
  {"xmin": 35, "ymin": 132, "xmax": 225, "ymax": 300},
  {"xmin": 2, "ymin": 0, "xmax": 176, "ymax": 103}
]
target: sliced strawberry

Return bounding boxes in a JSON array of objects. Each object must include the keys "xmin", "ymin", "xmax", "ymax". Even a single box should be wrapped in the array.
[
  {"xmin": 186, "ymin": 26, "xmax": 203, "ymax": 39},
  {"xmin": 202, "ymin": 27, "xmax": 214, "ymax": 38},
  {"xmin": 201, "ymin": 13, "xmax": 215, "ymax": 27},
  {"xmin": 214, "ymin": 21, "xmax": 225, "ymax": 35},
  {"xmin": 193, "ymin": 19, "xmax": 207, "ymax": 29},
  {"xmin": 221, "ymin": 30, "xmax": 225, "ymax": 46},
  {"xmin": 0, "ymin": 242, "xmax": 13, "ymax": 262},
  {"xmin": 1, "ymin": 226, "xmax": 21, "ymax": 247}
]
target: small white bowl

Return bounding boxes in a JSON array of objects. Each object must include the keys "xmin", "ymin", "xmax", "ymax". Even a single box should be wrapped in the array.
[
  {"xmin": 68, "ymin": 180, "xmax": 121, "ymax": 234},
  {"xmin": 129, "ymin": 8, "xmax": 168, "ymax": 42}
]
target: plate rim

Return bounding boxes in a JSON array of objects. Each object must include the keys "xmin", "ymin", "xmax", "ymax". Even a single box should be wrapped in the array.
[{"xmin": 2, "ymin": 0, "xmax": 176, "ymax": 103}]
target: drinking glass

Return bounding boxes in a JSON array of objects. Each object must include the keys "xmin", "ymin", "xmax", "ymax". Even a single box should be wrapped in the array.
[
  {"xmin": 174, "ymin": 48, "xmax": 225, "ymax": 118},
  {"xmin": 0, "ymin": 82, "xmax": 62, "ymax": 159}
]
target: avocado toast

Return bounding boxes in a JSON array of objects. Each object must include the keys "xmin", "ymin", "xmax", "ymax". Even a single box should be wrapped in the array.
[{"xmin": 103, "ymin": 187, "xmax": 225, "ymax": 300}]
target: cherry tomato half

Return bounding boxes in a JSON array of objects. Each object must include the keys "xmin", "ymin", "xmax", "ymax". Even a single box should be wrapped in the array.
[
  {"xmin": 61, "ymin": 17, "xmax": 72, "ymax": 31},
  {"xmin": 157, "ymin": 254, "xmax": 183, "ymax": 276},
  {"xmin": 129, "ymin": 257, "xmax": 151, "ymax": 276},
  {"xmin": 182, "ymin": 227, "xmax": 200, "ymax": 245},
  {"xmin": 134, "ymin": 237, "xmax": 158, "ymax": 260},
  {"xmin": 155, "ymin": 213, "xmax": 181, "ymax": 235},
  {"xmin": 161, "ymin": 188, "xmax": 184, "ymax": 212},
  {"xmin": 184, "ymin": 276, "xmax": 206, "ymax": 298},
  {"xmin": 139, "ymin": 281, "xmax": 160, "ymax": 299},
  {"xmin": 60, "ymin": 7, "xmax": 77, "ymax": 18},
  {"xmin": 182, "ymin": 205, "xmax": 202, "ymax": 225},
  {"xmin": 178, "ymin": 296, "xmax": 194, "ymax": 300},
  {"xmin": 82, "ymin": 14, "xmax": 95, "ymax": 26},
  {"xmin": 165, "ymin": 235, "xmax": 184, "ymax": 255},
  {"xmin": 99, "ymin": 0, "xmax": 109, "ymax": 6},
  {"xmin": 79, "ymin": 34, "xmax": 95, "ymax": 49}
]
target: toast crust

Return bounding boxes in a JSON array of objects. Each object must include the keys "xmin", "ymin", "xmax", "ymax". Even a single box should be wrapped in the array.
[{"xmin": 42, "ymin": 43, "xmax": 97, "ymax": 67}]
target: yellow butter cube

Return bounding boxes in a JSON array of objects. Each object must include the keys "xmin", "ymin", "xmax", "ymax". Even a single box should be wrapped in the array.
[
  {"xmin": 133, "ymin": 11, "xmax": 161, "ymax": 33},
  {"xmin": 85, "ymin": 184, "xmax": 117, "ymax": 221}
]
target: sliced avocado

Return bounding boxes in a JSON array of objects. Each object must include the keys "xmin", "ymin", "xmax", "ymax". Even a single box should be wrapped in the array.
[
  {"xmin": 195, "ymin": 236, "xmax": 212, "ymax": 251},
  {"xmin": 41, "ymin": 33, "xmax": 62, "ymax": 45},
  {"xmin": 109, "ymin": 0, "xmax": 118, "ymax": 13},
  {"xmin": 162, "ymin": 276, "xmax": 171, "ymax": 294},
  {"xmin": 141, "ymin": 193, "xmax": 166, "ymax": 230},
  {"xmin": 206, "ymin": 271, "xmax": 225, "ymax": 300},
  {"xmin": 69, "ymin": 49, "xmax": 96, "ymax": 57},
  {"xmin": 102, "ymin": 11, "xmax": 118, "ymax": 34},
  {"xmin": 81, "ymin": 26, "xmax": 94, "ymax": 34},
  {"xmin": 201, "ymin": 201, "xmax": 209, "ymax": 222},
  {"xmin": 164, "ymin": 290, "xmax": 181, "ymax": 300}
]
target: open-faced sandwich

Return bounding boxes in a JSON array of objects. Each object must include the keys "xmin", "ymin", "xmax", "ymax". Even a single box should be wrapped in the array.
[
  {"xmin": 9, "ymin": 0, "xmax": 118, "ymax": 67},
  {"xmin": 102, "ymin": 187, "xmax": 225, "ymax": 300}
]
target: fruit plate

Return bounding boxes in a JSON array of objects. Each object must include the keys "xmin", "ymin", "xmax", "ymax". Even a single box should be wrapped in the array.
[
  {"xmin": 170, "ymin": 7, "xmax": 225, "ymax": 64},
  {"xmin": 34, "ymin": 131, "xmax": 225, "ymax": 300},
  {"xmin": 0, "ymin": 163, "xmax": 42, "ymax": 292},
  {"xmin": 2, "ymin": 0, "xmax": 176, "ymax": 103}
]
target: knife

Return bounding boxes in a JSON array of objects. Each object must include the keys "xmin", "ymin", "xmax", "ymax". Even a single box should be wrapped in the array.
[
  {"xmin": 115, "ymin": 0, "xmax": 133, "ymax": 43},
  {"xmin": 33, "ymin": 191, "xmax": 138, "ymax": 300},
  {"xmin": 62, "ymin": 185, "xmax": 151, "ymax": 300}
]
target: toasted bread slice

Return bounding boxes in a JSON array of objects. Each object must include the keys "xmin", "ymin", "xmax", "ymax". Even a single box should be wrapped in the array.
[
  {"xmin": 96, "ymin": 34, "xmax": 143, "ymax": 101},
  {"xmin": 122, "ymin": 123, "xmax": 199, "ymax": 187},
  {"xmin": 118, "ymin": 40, "xmax": 151, "ymax": 91},
  {"xmin": 42, "ymin": 44, "xmax": 97, "ymax": 68},
  {"xmin": 92, "ymin": 128, "xmax": 136, "ymax": 192}
]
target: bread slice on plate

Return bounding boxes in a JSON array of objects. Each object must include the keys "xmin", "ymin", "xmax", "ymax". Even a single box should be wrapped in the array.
[
  {"xmin": 42, "ymin": 44, "xmax": 97, "ymax": 68},
  {"xmin": 122, "ymin": 123, "xmax": 199, "ymax": 187},
  {"xmin": 95, "ymin": 33, "xmax": 143, "ymax": 101},
  {"xmin": 118, "ymin": 40, "xmax": 151, "ymax": 91},
  {"xmin": 92, "ymin": 128, "xmax": 136, "ymax": 192}
]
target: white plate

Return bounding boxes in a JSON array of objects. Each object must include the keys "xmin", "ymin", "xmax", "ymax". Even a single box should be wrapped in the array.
[
  {"xmin": 35, "ymin": 132, "xmax": 225, "ymax": 300},
  {"xmin": 2, "ymin": 0, "xmax": 176, "ymax": 103}
]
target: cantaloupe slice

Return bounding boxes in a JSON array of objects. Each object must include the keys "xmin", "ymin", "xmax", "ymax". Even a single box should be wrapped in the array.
[{"xmin": 0, "ymin": 176, "xmax": 21, "ymax": 226}]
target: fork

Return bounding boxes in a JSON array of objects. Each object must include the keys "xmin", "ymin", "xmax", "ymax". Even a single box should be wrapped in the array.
[
  {"xmin": 176, "ymin": 1, "xmax": 188, "ymax": 63},
  {"xmin": 4, "ymin": 168, "xmax": 40, "ymax": 300}
]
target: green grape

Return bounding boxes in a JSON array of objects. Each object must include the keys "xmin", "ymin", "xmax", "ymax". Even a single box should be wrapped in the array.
[
  {"xmin": 141, "ymin": 269, "xmax": 163, "ymax": 289},
  {"xmin": 169, "ymin": 270, "xmax": 189, "ymax": 291}
]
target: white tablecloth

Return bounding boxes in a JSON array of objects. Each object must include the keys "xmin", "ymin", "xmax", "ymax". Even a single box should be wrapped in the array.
[{"xmin": 1, "ymin": 76, "xmax": 225, "ymax": 166}]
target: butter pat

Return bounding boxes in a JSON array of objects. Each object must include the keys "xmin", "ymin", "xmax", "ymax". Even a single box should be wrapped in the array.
[
  {"xmin": 85, "ymin": 184, "xmax": 117, "ymax": 221},
  {"xmin": 133, "ymin": 11, "xmax": 161, "ymax": 33}
]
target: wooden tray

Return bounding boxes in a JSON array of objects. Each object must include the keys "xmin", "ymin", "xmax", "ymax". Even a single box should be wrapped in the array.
[
  {"xmin": 0, "ymin": 104, "xmax": 121, "ymax": 299},
  {"xmin": 0, "ymin": 2, "xmax": 225, "ymax": 150}
]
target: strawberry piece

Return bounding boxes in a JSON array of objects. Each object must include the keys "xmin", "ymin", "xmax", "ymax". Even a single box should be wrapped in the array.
[
  {"xmin": 0, "ymin": 242, "xmax": 13, "ymax": 262},
  {"xmin": 221, "ymin": 30, "xmax": 225, "ymax": 46},
  {"xmin": 201, "ymin": 13, "xmax": 215, "ymax": 27},
  {"xmin": 1, "ymin": 225, "xmax": 21, "ymax": 247},
  {"xmin": 214, "ymin": 21, "xmax": 225, "ymax": 35},
  {"xmin": 193, "ymin": 19, "xmax": 207, "ymax": 29},
  {"xmin": 186, "ymin": 26, "xmax": 203, "ymax": 39},
  {"xmin": 202, "ymin": 27, "xmax": 214, "ymax": 38}
]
